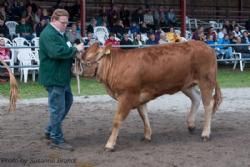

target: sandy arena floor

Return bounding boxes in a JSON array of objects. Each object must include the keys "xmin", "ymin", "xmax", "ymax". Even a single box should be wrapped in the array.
[{"xmin": 0, "ymin": 88, "xmax": 250, "ymax": 167}]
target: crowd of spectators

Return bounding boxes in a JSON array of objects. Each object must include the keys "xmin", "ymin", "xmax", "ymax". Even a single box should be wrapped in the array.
[{"xmin": 0, "ymin": 1, "xmax": 250, "ymax": 55}]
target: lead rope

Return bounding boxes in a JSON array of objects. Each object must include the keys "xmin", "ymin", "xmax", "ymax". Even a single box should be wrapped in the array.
[{"xmin": 74, "ymin": 52, "xmax": 84, "ymax": 95}]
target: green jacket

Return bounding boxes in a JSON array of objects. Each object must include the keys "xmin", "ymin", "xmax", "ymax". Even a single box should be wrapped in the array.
[
  {"xmin": 38, "ymin": 24, "xmax": 77, "ymax": 86},
  {"xmin": 16, "ymin": 24, "xmax": 33, "ymax": 34}
]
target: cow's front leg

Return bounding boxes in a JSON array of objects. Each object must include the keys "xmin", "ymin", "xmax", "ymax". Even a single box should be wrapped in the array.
[
  {"xmin": 137, "ymin": 104, "xmax": 152, "ymax": 141},
  {"xmin": 182, "ymin": 87, "xmax": 201, "ymax": 133},
  {"xmin": 105, "ymin": 98, "xmax": 132, "ymax": 151}
]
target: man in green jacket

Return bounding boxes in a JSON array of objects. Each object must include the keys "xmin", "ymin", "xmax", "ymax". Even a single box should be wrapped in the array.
[{"xmin": 39, "ymin": 9, "xmax": 84, "ymax": 151}]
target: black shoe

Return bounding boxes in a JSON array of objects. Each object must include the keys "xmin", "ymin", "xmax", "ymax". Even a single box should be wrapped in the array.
[{"xmin": 49, "ymin": 142, "xmax": 74, "ymax": 151}]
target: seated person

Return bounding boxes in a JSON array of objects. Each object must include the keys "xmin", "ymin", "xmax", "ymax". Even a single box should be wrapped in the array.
[
  {"xmin": 166, "ymin": 27, "xmax": 179, "ymax": 43},
  {"xmin": 0, "ymin": 38, "xmax": 10, "ymax": 82},
  {"xmin": 146, "ymin": 32, "xmax": 158, "ymax": 45},
  {"xmin": 216, "ymin": 34, "xmax": 233, "ymax": 59},
  {"xmin": 83, "ymin": 32, "xmax": 98, "ymax": 46},
  {"xmin": 16, "ymin": 17, "xmax": 34, "ymax": 40},
  {"xmin": 0, "ymin": 38, "xmax": 10, "ymax": 60},
  {"xmin": 66, "ymin": 23, "xmax": 82, "ymax": 44},
  {"xmin": 0, "ymin": 15, "xmax": 9, "ymax": 38},
  {"xmin": 129, "ymin": 22, "xmax": 140, "ymax": 36},
  {"xmin": 120, "ymin": 33, "xmax": 133, "ymax": 49},
  {"xmin": 233, "ymin": 36, "xmax": 250, "ymax": 58},
  {"xmin": 104, "ymin": 33, "xmax": 120, "ymax": 46},
  {"xmin": 35, "ymin": 18, "xmax": 47, "ymax": 37},
  {"xmin": 133, "ymin": 33, "xmax": 144, "ymax": 46}
]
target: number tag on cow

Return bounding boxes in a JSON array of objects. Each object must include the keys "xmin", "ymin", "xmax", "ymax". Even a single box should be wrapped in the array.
[{"xmin": 66, "ymin": 41, "xmax": 72, "ymax": 47}]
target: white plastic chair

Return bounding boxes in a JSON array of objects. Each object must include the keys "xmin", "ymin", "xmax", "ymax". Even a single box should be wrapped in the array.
[
  {"xmin": 94, "ymin": 26, "xmax": 109, "ymax": 45},
  {"xmin": 5, "ymin": 21, "xmax": 18, "ymax": 38},
  {"xmin": 209, "ymin": 21, "xmax": 223, "ymax": 30},
  {"xmin": 232, "ymin": 51, "xmax": 243, "ymax": 71},
  {"xmin": 31, "ymin": 37, "xmax": 39, "ymax": 61},
  {"xmin": 12, "ymin": 37, "xmax": 31, "ymax": 63},
  {"xmin": 17, "ymin": 49, "xmax": 39, "ymax": 83}
]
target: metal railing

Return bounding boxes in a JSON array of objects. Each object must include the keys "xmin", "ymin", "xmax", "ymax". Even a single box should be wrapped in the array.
[{"xmin": 1, "ymin": 43, "xmax": 250, "ymax": 69}]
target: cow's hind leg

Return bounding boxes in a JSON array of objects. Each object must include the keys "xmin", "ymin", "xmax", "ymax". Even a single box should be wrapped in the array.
[
  {"xmin": 137, "ymin": 104, "xmax": 152, "ymax": 141},
  {"xmin": 182, "ymin": 86, "xmax": 201, "ymax": 133},
  {"xmin": 199, "ymin": 81, "xmax": 215, "ymax": 141},
  {"xmin": 105, "ymin": 97, "xmax": 132, "ymax": 151}
]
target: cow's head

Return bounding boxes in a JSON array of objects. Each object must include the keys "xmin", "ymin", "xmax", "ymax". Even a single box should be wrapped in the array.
[
  {"xmin": 81, "ymin": 43, "xmax": 112, "ymax": 64},
  {"xmin": 78, "ymin": 43, "xmax": 112, "ymax": 77}
]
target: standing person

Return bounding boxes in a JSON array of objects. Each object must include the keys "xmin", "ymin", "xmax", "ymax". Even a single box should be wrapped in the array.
[{"xmin": 38, "ymin": 9, "xmax": 84, "ymax": 151}]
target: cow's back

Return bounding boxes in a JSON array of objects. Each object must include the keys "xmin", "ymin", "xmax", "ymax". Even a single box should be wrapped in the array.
[{"xmin": 100, "ymin": 40, "xmax": 217, "ymax": 101}]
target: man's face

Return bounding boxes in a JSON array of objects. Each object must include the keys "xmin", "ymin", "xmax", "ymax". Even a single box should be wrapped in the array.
[{"xmin": 53, "ymin": 16, "xmax": 69, "ymax": 32}]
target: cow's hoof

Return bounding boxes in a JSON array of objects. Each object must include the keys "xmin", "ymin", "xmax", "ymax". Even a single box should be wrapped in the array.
[
  {"xmin": 201, "ymin": 136, "xmax": 210, "ymax": 142},
  {"xmin": 188, "ymin": 127, "xmax": 196, "ymax": 134},
  {"xmin": 104, "ymin": 147, "xmax": 115, "ymax": 152},
  {"xmin": 141, "ymin": 137, "xmax": 151, "ymax": 142}
]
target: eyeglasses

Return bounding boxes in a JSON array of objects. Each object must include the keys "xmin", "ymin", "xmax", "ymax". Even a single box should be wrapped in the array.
[{"xmin": 58, "ymin": 20, "xmax": 68, "ymax": 25}]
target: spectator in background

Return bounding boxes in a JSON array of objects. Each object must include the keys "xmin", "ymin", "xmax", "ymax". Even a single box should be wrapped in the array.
[
  {"xmin": 165, "ymin": 8, "xmax": 177, "ymax": 27},
  {"xmin": 86, "ymin": 18, "xmax": 97, "ymax": 33},
  {"xmin": 217, "ymin": 34, "xmax": 233, "ymax": 59},
  {"xmin": 133, "ymin": 33, "xmax": 144, "ymax": 46},
  {"xmin": 233, "ymin": 36, "xmax": 250, "ymax": 57},
  {"xmin": 232, "ymin": 25, "xmax": 242, "ymax": 38},
  {"xmin": 83, "ymin": 32, "xmax": 97, "ymax": 46},
  {"xmin": 104, "ymin": 33, "xmax": 119, "ymax": 46},
  {"xmin": 158, "ymin": 32, "xmax": 168, "ymax": 44},
  {"xmin": 129, "ymin": 21, "xmax": 140, "ymax": 35},
  {"xmin": 146, "ymin": 32, "xmax": 158, "ymax": 45},
  {"xmin": 131, "ymin": 7, "xmax": 144, "ymax": 25},
  {"xmin": 218, "ymin": 27, "xmax": 227, "ymax": 40},
  {"xmin": 192, "ymin": 26, "xmax": 206, "ymax": 41},
  {"xmin": 166, "ymin": 27, "xmax": 178, "ymax": 43},
  {"xmin": 0, "ymin": 38, "xmax": 10, "ymax": 60},
  {"xmin": 223, "ymin": 20, "xmax": 233, "ymax": 34},
  {"xmin": 0, "ymin": 6, "xmax": 7, "ymax": 21},
  {"xmin": 241, "ymin": 30, "xmax": 250, "ymax": 44},
  {"xmin": 245, "ymin": 17, "xmax": 250, "ymax": 32},
  {"xmin": 107, "ymin": 5, "xmax": 119, "ymax": 28},
  {"xmin": 41, "ymin": 8, "xmax": 50, "ymax": 24},
  {"xmin": 34, "ymin": 7, "xmax": 42, "ymax": 29},
  {"xmin": 35, "ymin": 18, "xmax": 47, "ymax": 37},
  {"xmin": 0, "ymin": 15, "xmax": 9, "ymax": 38},
  {"xmin": 66, "ymin": 23, "xmax": 82, "ymax": 44},
  {"xmin": 23, "ymin": 4, "xmax": 35, "ymax": 26},
  {"xmin": 16, "ymin": 16, "xmax": 34, "ymax": 40},
  {"xmin": 140, "ymin": 22, "xmax": 149, "ymax": 34},
  {"xmin": 76, "ymin": 20, "xmax": 82, "ymax": 34},
  {"xmin": 0, "ymin": 38, "xmax": 10, "ymax": 83},
  {"xmin": 111, "ymin": 19, "xmax": 125, "ymax": 39},
  {"xmin": 120, "ymin": 33, "xmax": 133, "ymax": 49},
  {"xmin": 207, "ymin": 27, "xmax": 217, "ymax": 41},
  {"xmin": 143, "ymin": 8, "xmax": 154, "ymax": 30},
  {"xmin": 119, "ymin": 5, "xmax": 130, "ymax": 28}
]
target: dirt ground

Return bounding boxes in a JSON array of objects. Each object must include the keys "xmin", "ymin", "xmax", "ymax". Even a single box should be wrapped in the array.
[{"xmin": 0, "ymin": 88, "xmax": 250, "ymax": 167}]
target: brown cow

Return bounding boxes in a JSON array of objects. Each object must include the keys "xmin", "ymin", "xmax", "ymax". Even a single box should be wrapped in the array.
[{"xmin": 80, "ymin": 41, "xmax": 222, "ymax": 151}]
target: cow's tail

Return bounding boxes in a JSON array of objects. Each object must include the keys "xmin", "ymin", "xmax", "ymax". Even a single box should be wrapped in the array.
[
  {"xmin": 0, "ymin": 59, "xmax": 18, "ymax": 112},
  {"xmin": 213, "ymin": 81, "xmax": 222, "ymax": 113}
]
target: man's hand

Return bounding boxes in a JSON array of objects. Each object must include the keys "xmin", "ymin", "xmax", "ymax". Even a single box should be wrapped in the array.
[{"xmin": 75, "ymin": 43, "xmax": 84, "ymax": 52}]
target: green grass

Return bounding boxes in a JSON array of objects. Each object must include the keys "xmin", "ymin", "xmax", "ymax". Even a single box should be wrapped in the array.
[
  {"xmin": 0, "ymin": 67, "xmax": 250, "ymax": 99},
  {"xmin": 218, "ymin": 67, "xmax": 250, "ymax": 87}
]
